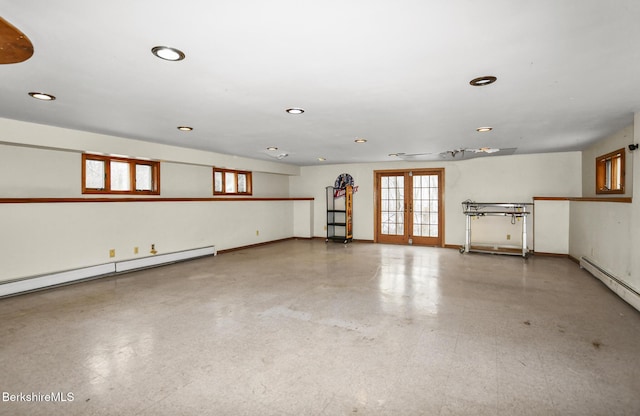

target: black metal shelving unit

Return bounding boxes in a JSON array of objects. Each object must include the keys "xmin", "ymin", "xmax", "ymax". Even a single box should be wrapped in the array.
[{"xmin": 326, "ymin": 185, "xmax": 353, "ymax": 243}]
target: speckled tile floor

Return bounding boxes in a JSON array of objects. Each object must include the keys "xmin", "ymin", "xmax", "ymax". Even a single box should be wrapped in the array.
[{"xmin": 1, "ymin": 240, "xmax": 639, "ymax": 416}]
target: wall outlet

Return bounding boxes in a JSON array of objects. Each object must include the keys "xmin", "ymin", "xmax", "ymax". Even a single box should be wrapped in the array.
[
  {"xmin": 150, "ymin": 244, "xmax": 158, "ymax": 255},
  {"xmin": 506, "ymin": 234, "xmax": 511, "ymax": 240},
  {"xmin": 256, "ymin": 230, "xmax": 259, "ymax": 236},
  {"xmin": 109, "ymin": 249, "xmax": 115, "ymax": 258},
  {"xmin": 134, "ymin": 246, "xmax": 139, "ymax": 254}
]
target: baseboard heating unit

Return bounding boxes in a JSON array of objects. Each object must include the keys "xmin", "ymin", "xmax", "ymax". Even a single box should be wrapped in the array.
[
  {"xmin": 0, "ymin": 245, "xmax": 217, "ymax": 298},
  {"xmin": 580, "ymin": 256, "xmax": 640, "ymax": 312}
]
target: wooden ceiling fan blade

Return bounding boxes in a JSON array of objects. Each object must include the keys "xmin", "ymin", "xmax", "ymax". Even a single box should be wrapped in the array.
[{"xmin": 0, "ymin": 16, "xmax": 34, "ymax": 64}]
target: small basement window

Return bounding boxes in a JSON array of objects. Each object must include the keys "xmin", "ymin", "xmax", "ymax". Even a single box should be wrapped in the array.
[
  {"xmin": 596, "ymin": 148, "xmax": 625, "ymax": 194},
  {"xmin": 213, "ymin": 168, "xmax": 252, "ymax": 195},
  {"xmin": 82, "ymin": 154, "xmax": 160, "ymax": 195}
]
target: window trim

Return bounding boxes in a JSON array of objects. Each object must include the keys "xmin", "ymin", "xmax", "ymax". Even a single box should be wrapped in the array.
[
  {"xmin": 213, "ymin": 168, "xmax": 253, "ymax": 195},
  {"xmin": 82, "ymin": 154, "xmax": 160, "ymax": 195},
  {"xmin": 595, "ymin": 148, "xmax": 625, "ymax": 194}
]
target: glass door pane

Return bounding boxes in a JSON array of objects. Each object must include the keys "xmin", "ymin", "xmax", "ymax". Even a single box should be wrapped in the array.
[
  {"xmin": 412, "ymin": 174, "xmax": 438, "ymax": 237},
  {"xmin": 381, "ymin": 175, "xmax": 404, "ymax": 236}
]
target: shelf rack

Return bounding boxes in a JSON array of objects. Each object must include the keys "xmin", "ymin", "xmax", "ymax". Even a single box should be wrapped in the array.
[
  {"xmin": 326, "ymin": 185, "xmax": 353, "ymax": 243},
  {"xmin": 460, "ymin": 201, "xmax": 533, "ymax": 258}
]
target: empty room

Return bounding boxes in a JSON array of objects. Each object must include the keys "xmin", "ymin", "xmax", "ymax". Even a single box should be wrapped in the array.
[{"xmin": 1, "ymin": 1, "xmax": 639, "ymax": 415}]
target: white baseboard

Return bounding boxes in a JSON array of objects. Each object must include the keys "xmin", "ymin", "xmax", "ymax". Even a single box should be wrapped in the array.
[
  {"xmin": 580, "ymin": 256, "xmax": 640, "ymax": 312},
  {"xmin": 0, "ymin": 245, "xmax": 216, "ymax": 298},
  {"xmin": 115, "ymin": 246, "xmax": 216, "ymax": 272},
  {"xmin": 0, "ymin": 263, "xmax": 115, "ymax": 298}
]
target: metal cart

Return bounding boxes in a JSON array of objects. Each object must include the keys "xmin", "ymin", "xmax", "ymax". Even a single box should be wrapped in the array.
[{"xmin": 460, "ymin": 201, "xmax": 532, "ymax": 258}]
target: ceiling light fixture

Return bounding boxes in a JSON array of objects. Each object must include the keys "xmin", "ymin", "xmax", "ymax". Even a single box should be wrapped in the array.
[
  {"xmin": 469, "ymin": 75, "xmax": 497, "ymax": 86},
  {"xmin": 28, "ymin": 92, "xmax": 56, "ymax": 101},
  {"xmin": 177, "ymin": 126, "xmax": 193, "ymax": 131},
  {"xmin": 318, "ymin": 157, "xmax": 326, "ymax": 161},
  {"xmin": 388, "ymin": 153, "xmax": 399, "ymax": 157},
  {"xmin": 285, "ymin": 108, "xmax": 304, "ymax": 114},
  {"xmin": 476, "ymin": 127, "xmax": 493, "ymax": 132},
  {"xmin": 266, "ymin": 147, "xmax": 278, "ymax": 151},
  {"xmin": 151, "ymin": 46, "xmax": 186, "ymax": 61},
  {"xmin": 354, "ymin": 138, "xmax": 367, "ymax": 143}
]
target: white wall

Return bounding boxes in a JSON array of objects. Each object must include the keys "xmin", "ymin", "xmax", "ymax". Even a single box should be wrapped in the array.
[
  {"xmin": 160, "ymin": 163, "xmax": 213, "ymax": 197},
  {"xmin": 534, "ymin": 200, "xmax": 570, "ymax": 254},
  {"xmin": 0, "ymin": 145, "xmax": 80, "ymax": 197},
  {"xmin": 0, "ymin": 143, "xmax": 292, "ymax": 199},
  {"xmin": 569, "ymin": 201, "xmax": 632, "ymax": 283},
  {"xmin": 0, "ymin": 118, "xmax": 300, "ymax": 176},
  {"xmin": 293, "ymin": 200, "xmax": 314, "ymax": 238},
  {"xmin": 289, "ymin": 152, "xmax": 582, "ymax": 247},
  {"xmin": 569, "ymin": 120, "xmax": 638, "ymax": 293},
  {"xmin": 0, "ymin": 200, "xmax": 294, "ymax": 281},
  {"xmin": 0, "ymin": 121, "xmax": 302, "ymax": 283}
]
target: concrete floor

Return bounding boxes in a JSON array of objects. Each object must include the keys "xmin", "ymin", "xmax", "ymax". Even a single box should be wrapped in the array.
[{"xmin": 1, "ymin": 239, "xmax": 639, "ymax": 416}]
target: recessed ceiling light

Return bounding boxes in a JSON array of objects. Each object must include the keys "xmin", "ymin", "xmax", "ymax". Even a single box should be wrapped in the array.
[
  {"xmin": 28, "ymin": 92, "xmax": 55, "ymax": 101},
  {"xmin": 469, "ymin": 76, "xmax": 497, "ymax": 86},
  {"xmin": 266, "ymin": 147, "xmax": 278, "ymax": 151},
  {"xmin": 388, "ymin": 153, "xmax": 399, "ymax": 157},
  {"xmin": 476, "ymin": 127, "xmax": 493, "ymax": 132},
  {"xmin": 177, "ymin": 126, "xmax": 193, "ymax": 131},
  {"xmin": 318, "ymin": 157, "xmax": 326, "ymax": 161},
  {"xmin": 354, "ymin": 138, "xmax": 367, "ymax": 143},
  {"xmin": 151, "ymin": 46, "xmax": 186, "ymax": 61},
  {"xmin": 286, "ymin": 108, "xmax": 304, "ymax": 114}
]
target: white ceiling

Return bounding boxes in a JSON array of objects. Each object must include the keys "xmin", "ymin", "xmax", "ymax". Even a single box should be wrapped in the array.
[{"xmin": 1, "ymin": 0, "xmax": 639, "ymax": 165}]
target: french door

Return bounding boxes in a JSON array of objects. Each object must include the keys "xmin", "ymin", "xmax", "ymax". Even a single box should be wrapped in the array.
[{"xmin": 374, "ymin": 169, "xmax": 444, "ymax": 246}]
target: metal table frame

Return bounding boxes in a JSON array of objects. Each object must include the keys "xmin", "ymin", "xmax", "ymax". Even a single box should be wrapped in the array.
[{"xmin": 461, "ymin": 201, "xmax": 533, "ymax": 258}]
